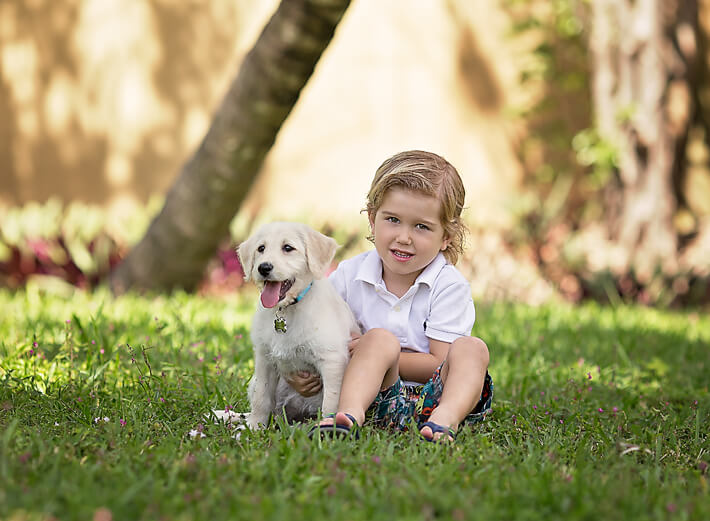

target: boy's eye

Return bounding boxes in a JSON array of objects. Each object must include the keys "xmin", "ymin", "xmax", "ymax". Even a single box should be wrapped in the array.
[
  {"xmin": 257, "ymin": 245, "xmax": 265, "ymax": 253},
  {"xmin": 282, "ymin": 244, "xmax": 295, "ymax": 253},
  {"xmin": 416, "ymin": 223, "xmax": 430, "ymax": 231},
  {"xmin": 385, "ymin": 216, "xmax": 399, "ymax": 223}
]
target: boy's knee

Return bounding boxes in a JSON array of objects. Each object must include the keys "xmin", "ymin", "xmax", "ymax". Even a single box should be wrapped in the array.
[
  {"xmin": 452, "ymin": 336, "xmax": 489, "ymax": 367},
  {"xmin": 361, "ymin": 328, "xmax": 400, "ymax": 356}
]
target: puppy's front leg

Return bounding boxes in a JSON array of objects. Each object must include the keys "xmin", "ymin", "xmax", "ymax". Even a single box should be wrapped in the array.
[
  {"xmin": 318, "ymin": 356, "xmax": 348, "ymax": 415},
  {"xmin": 247, "ymin": 349, "xmax": 278, "ymax": 429}
]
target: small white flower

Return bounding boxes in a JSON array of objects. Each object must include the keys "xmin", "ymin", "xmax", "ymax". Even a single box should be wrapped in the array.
[
  {"xmin": 54, "ymin": 422, "xmax": 59, "ymax": 426},
  {"xmin": 188, "ymin": 429, "xmax": 206, "ymax": 439},
  {"xmin": 103, "ymin": 417, "xmax": 110, "ymax": 423}
]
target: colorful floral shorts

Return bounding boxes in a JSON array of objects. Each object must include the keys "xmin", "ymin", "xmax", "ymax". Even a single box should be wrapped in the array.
[{"xmin": 366, "ymin": 364, "xmax": 493, "ymax": 431}]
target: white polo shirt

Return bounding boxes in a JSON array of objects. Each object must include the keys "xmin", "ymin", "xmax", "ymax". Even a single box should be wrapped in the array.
[{"xmin": 328, "ymin": 250, "xmax": 475, "ymax": 355}]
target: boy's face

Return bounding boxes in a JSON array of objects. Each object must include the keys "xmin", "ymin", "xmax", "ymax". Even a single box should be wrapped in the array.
[{"xmin": 369, "ymin": 187, "xmax": 450, "ymax": 293}]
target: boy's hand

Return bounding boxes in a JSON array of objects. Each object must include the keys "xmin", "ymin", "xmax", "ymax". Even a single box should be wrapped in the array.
[{"xmin": 285, "ymin": 371, "xmax": 322, "ymax": 397}]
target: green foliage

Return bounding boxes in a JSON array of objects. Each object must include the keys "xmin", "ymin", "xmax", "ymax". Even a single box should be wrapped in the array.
[
  {"xmin": 571, "ymin": 128, "xmax": 618, "ymax": 189},
  {"xmin": 504, "ymin": 0, "xmax": 594, "ymax": 187},
  {"xmin": 0, "ymin": 198, "xmax": 157, "ymax": 289},
  {"xmin": 1, "ymin": 290, "xmax": 708, "ymax": 520},
  {"xmin": 1, "ymin": 199, "xmax": 368, "ymax": 293}
]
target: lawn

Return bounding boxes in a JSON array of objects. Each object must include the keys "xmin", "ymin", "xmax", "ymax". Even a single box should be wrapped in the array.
[{"xmin": 0, "ymin": 287, "xmax": 708, "ymax": 521}]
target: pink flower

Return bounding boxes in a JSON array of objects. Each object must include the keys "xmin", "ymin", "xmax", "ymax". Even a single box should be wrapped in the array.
[{"xmin": 119, "ymin": 419, "xmax": 126, "ymax": 427}]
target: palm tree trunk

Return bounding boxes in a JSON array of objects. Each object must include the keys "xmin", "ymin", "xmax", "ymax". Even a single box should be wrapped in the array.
[{"xmin": 111, "ymin": 0, "xmax": 350, "ymax": 293}]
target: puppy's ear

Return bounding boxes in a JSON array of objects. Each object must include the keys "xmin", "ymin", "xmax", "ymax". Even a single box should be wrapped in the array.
[
  {"xmin": 237, "ymin": 234, "xmax": 257, "ymax": 282},
  {"xmin": 304, "ymin": 228, "xmax": 338, "ymax": 279}
]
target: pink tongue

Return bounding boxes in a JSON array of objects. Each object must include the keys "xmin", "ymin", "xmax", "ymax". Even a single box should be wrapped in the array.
[{"xmin": 260, "ymin": 281, "xmax": 282, "ymax": 308}]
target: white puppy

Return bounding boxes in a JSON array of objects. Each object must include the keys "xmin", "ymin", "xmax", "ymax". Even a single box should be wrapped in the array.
[{"xmin": 237, "ymin": 222, "xmax": 359, "ymax": 429}]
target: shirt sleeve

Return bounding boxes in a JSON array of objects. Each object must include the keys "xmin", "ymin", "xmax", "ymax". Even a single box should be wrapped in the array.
[{"xmin": 425, "ymin": 281, "xmax": 476, "ymax": 343}]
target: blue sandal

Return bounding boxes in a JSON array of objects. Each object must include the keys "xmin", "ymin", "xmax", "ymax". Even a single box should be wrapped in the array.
[
  {"xmin": 419, "ymin": 421, "xmax": 456, "ymax": 443},
  {"xmin": 308, "ymin": 413, "xmax": 360, "ymax": 440}
]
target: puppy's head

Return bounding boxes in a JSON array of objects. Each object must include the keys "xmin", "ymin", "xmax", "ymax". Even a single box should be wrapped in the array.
[{"xmin": 237, "ymin": 222, "xmax": 338, "ymax": 309}]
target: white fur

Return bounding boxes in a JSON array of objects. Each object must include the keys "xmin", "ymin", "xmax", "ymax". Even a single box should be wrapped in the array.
[{"xmin": 237, "ymin": 222, "xmax": 359, "ymax": 429}]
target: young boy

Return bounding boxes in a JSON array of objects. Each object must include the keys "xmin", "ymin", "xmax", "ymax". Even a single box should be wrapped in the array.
[{"xmin": 289, "ymin": 150, "xmax": 492, "ymax": 442}]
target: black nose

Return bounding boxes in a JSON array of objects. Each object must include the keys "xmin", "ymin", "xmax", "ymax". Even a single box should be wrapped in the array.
[{"xmin": 258, "ymin": 262, "xmax": 273, "ymax": 277}]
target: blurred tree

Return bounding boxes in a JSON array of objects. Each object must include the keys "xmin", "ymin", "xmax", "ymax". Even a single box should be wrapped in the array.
[
  {"xmin": 590, "ymin": 0, "xmax": 698, "ymax": 279},
  {"xmin": 504, "ymin": 0, "xmax": 709, "ymax": 304},
  {"xmin": 111, "ymin": 0, "xmax": 350, "ymax": 293}
]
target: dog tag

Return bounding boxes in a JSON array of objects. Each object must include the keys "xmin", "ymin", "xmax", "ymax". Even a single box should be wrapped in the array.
[{"xmin": 274, "ymin": 316, "xmax": 287, "ymax": 333}]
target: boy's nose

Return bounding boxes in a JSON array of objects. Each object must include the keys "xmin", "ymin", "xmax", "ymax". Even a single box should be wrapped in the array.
[{"xmin": 396, "ymin": 229, "xmax": 412, "ymax": 244}]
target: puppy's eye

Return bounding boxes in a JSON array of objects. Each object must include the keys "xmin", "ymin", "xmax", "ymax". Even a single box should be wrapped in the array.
[
  {"xmin": 257, "ymin": 245, "xmax": 265, "ymax": 253},
  {"xmin": 282, "ymin": 244, "xmax": 295, "ymax": 253}
]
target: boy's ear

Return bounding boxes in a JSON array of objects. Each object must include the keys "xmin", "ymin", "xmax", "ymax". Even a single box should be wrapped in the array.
[
  {"xmin": 304, "ymin": 228, "xmax": 338, "ymax": 279},
  {"xmin": 441, "ymin": 234, "xmax": 451, "ymax": 251}
]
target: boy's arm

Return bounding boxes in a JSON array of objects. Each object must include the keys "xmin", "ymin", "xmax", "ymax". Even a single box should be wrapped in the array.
[{"xmin": 398, "ymin": 339, "xmax": 450, "ymax": 383}]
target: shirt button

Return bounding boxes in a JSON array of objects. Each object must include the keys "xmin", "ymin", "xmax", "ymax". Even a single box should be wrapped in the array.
[{"xmin": 394, "ymin": 305, "xmax": 401, "ymax": 312}]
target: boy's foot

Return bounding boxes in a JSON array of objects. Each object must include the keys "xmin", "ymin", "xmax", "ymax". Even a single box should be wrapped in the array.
[
  {"xmin": 308, "ymin": 412, "xmax": 360, "ymax": 440},
  {"xmin": 419, "ymin": 421, "xmax": 456, "ymax": 443}
]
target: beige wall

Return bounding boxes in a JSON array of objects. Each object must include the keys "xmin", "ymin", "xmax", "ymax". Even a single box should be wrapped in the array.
[{"xmin": 0, "ymin": 0, "xmax": 524, "ymax": 229}]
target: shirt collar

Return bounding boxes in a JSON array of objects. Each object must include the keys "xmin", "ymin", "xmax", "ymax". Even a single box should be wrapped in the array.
[{"xmin": 355, "ymin": 250, "xmax": 448, "ymax": 289}]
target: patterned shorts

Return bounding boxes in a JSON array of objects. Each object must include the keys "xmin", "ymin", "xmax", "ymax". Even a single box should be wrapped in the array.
[{"xmin": 366, "ymin": 364, "xmax": 493, "ymax": 431}]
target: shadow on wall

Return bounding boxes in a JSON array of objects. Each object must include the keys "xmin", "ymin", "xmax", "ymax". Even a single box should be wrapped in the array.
[
  {"xmin": 2, "ymin": 0, "xmax": 524, "ymax": 228},
  {"xmin": 0, "ymin": 0, "xmax": 269, "ymax": 211}
]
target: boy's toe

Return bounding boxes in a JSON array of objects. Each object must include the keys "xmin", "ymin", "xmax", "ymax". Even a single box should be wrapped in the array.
[{"xmin": 419, "ymin": 421, "xmax": 456, "ymax": 443}]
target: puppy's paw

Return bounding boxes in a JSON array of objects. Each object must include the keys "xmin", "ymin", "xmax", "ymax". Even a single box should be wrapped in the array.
[
  {"xmin": 209, "ymin": 409, "xmax": 251, "ymax": 425},
  {"xmin": 246, "ymin": 412, "xmax": 269, "ymax": 430}
]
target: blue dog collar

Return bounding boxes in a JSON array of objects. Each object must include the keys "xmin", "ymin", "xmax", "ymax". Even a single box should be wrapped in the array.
[{"xmin": 294, "ymin": 282, "xmax": 313, "ymax": 303}]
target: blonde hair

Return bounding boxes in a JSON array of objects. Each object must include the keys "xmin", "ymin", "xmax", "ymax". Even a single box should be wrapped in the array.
[{"xmin": 365, "ymin": 150, "xmax": 467, "ymax": 264}]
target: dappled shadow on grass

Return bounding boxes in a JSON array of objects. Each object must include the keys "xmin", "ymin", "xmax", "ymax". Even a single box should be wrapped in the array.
[
  {"xmin": 479, "ymin": 301, "xmax": 708, "ymax": 402},
  {"xmin": 476, "ymin": 301, "xmax": 708, "ymax": 475},
  {"xmin": 2, "ymin": 294, "xmax": 710, "ymax": 521}
]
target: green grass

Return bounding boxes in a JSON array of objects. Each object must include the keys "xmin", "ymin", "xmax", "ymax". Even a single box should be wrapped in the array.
[{"xmin": 1, "ymin": 287, "xmax": 708, "ymax": 521}]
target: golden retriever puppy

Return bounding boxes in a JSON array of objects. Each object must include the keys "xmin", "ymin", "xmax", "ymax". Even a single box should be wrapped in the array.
[{"xmin": 237, "ymin": 222, "xmax": 359, "ymax": 428}]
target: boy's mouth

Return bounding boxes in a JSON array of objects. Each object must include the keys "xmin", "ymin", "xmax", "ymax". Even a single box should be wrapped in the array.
[
  {"xmin": 391, "ymin": 249, "xmax": 414, "ymax": 261},
  {"xmin": 260, "ymin": 279, "xmax": 293, "ymax": 308}
]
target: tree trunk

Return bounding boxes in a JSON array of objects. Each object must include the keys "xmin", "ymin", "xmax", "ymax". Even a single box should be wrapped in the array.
[
  {"xmin": 111, "ymin": 0, "xmax": 350, "ymax": 294},
  {"xmin": 590, "ymin": 0, "xmax": 696, "ymax": 280}
]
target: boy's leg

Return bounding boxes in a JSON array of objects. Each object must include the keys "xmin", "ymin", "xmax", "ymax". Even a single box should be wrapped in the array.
[
  {"xmin": 421, "ymin": 336, "xmax": 489, "ymax": 441},
  {"xmin": 319, "ymin": 328, "xmax": 401, "ymax": 428}
]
